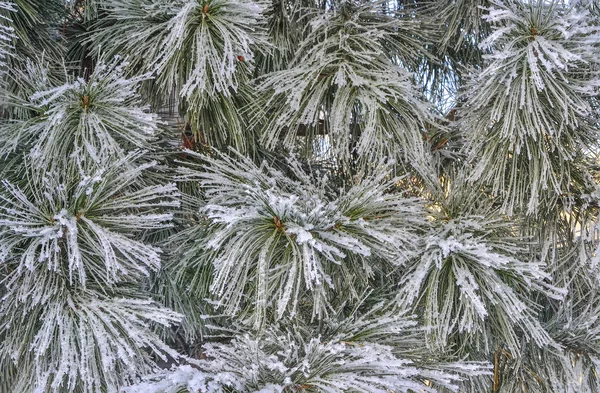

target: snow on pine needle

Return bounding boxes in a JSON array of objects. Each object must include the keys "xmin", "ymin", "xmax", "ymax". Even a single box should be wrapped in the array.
[
  {"xmin": 493, "ymin": 344, "xmax": 600, "ymax": 393},
  {"xmin": 0, "ymin": 154, "xmax": 179, "ymax": 287},
  {"xmin": 89, "ymin": 0, "xmax": 268, "ymax": 153},
  {"xmin": 488, "ymin": 286, "xmax": 600, "ymax": 393},
  {"xmin": 122, "ymin": 306, "xmax": 490, "ymax": 393},
  {"xmin": 0, "ymin": 58, "xmax": 160, "ymax": 169},
  {"xmin": 151, "ymin": 336, "xmax": 430, "ymax": 393},
  {"xmin": 508, "ymin": 288, "xmax": 600, "ymax": 393},
  {"xmin": 398, "ymin": 186, "xmax": 566, "ymax": 354},
  {"xmin": 255, "ymin": 1, "xmax": 437, "ymax": 166},
  {"xmin": 176, "ymin": 150, "xmax": 426, "ymax": 328},
  {"xmin": 92, "ymin": 0, "xmax": 268, "ymax": 103},
  {"xmin": 0, "ymin": 2, "xmax": 16, "ymax": 77},
  {"xmin": 0, "ymin": 282, "xmax": 181, "ymax": 393},
  {"xmin": 463, "ymin": 0, "xmax": 600, "ymax": 215}
]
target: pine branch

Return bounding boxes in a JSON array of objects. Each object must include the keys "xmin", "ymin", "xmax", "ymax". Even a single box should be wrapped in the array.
[
  {"xmin": 1, "ymin": 280, "xmax": 181, "ymax": 393},
  {"xmin": 175, "ymin": 149, "xmax": 426, "ymax": 328},
  {"xmin": 0, "ymin": 154, "xmax": 179, "ymax": 287},
  {"xmin": 254, "ymin": 0, "xmax": 438, "ymax": 167},
  {"xmin": 463, "ymin": 0, "xmax": 600, "ymax": 215},
  {"xmin": 0, "ymin": 57, "xmax": 161, "ymax": 169},
  {"xmin": 90, "ymin": 0, "xmax": 269, "ymax": 152},
  {"xmin": 398, "ymin": 179, "xmax": 566, "ymax": 354},
  {"xmin": 122, "ymin": 305, "xmax": 491, "ymax": 393}
]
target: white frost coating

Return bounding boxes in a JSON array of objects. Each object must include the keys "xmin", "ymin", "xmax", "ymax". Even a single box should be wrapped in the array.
[
  {"xmin": 52, "ymin": 209, "xmax": 82, "ymax": 284},
  {"xmin": 464, "ymin": 0, "xmax": 600, "ymax": 216},
  {"xmin": 399, "ymin": 209, "xmax": 565, "ymax": 352},
  {"xmin": 1, "ymin": 291, "xmax": 181, "ymax": 393},
  {"xmin": 177, "ymin": 150, "xmax": 426, "ymax": 326},
  {"xmin": 256, "ymin": 1, "xmax": 435, "ymax": 166},
  {"xmin": 285, "ymin": 224, "xmax": 314, "ymax": 244},
  {"xmin": 0, "ymin": 154, "xmax": 178, "ymax": 287},
  {"xmin": 0, "ymin": 2, "xmax": 16, "ymax": 73},
  {"xmin": 1, "ymin": 58, "xmax": 160, "ymax": 170},
  {"xmin": 123, "ymin": 311, "xmax": 491, "ymax": 393},
  {"xmin": 122, "ymin": 364, "xmax": 242, "ymax": 393}
]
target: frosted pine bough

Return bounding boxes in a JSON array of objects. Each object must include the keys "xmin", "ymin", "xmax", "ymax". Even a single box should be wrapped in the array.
[
  {"xmin": 1, "ymin": 290, "xmax": 181, "ymax": 393},
  {"xmin": 400, "ymin": 199, "xmax": 565, "ymax": 353},
  {"xmin": 1, "ymin": 0, "xmax": 600, "ymax": 393},
  {"xmin": 176, "ymin": 151, "xmax": 425, "ymax": 327},
  {"xmin": 0, "ymin": 47, "xmax": 182, "ymax": 391},
  {"xmin": 0, "ymin": 156, "xmax": 179, "ymax": 286},
  {"xmin": 0, "ymin": 58, "xmax": 160, "ymax": 169},
  {"xmin": 91, "ymin": 0, "xmax": 269, "ymax": 152},
  {"xmin": 122, "ymin": 307, "xmax": 490, "ymax": 393},
  {"xmin": 92, "ymin": 0, "xmax": 267, "ymax": 99},
  {"xmin": 0, "ymin": 154, "xmax": 181, "ymax": 392},
  {"xmin": 255, "ymin": 1, "xmax": 436, "ymax": 166},
  {"xmin": 463, "ymin": 1, "xmax": 600, "ymax": 215}
]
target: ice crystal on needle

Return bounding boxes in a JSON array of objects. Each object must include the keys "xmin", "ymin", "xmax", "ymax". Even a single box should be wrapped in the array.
[
  {"xmin": 177, "ymin": 150, "xmax": 425, "ymax": 327},
  {"xmin": 0, "ymin": 155, "xmax": 179, "ymax": 286},
  {"xmin": 0, "ymin": 58, "xmax": 160, "ymax": 169},
  {"xmin": 463, "ymin": 0, "xmax": 600, "ymax": 215},
  {"xmin": 123, "ymin": 307, "xmax": 490, "ymax": 393},
  {"xmin": 2, "ymin": 1, "xmax": 600, "ymax": 392}
]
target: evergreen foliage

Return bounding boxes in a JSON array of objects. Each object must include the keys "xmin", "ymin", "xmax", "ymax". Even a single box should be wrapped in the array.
[{"xmin": 0, "ymin": 0, "xmax": 599, "ymax": 392}]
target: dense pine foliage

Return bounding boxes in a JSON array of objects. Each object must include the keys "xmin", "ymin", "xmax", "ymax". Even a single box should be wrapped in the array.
[{"xmin": 0, "ymin": 0, "xmax": 600, "ymax": 392}]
